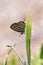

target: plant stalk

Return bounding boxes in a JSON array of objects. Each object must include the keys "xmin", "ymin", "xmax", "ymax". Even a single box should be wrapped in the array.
[
  {"xmin": 3, "ymin": 48, "xmax": 12, "ymax": 65},
  {"xmin": 25, "ymin": 16, "xmax": 32, "ymax": 65},
  {"xmin": 7, "ymin": 45, "xmax": 26, "ymax": 65}
]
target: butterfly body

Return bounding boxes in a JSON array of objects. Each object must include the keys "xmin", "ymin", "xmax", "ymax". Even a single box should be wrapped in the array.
[{"xmin": 10, "ymin": 21, "xmax": 25, "ymax": 34}]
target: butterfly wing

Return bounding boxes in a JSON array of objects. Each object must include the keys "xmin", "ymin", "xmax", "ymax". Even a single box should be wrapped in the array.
[
  {"xmin": 10, "ymin": 23, "xmax": 18, "ymax": 31},
  {"xmin": 10, "ymin": 21, "xmax": 25, "ymax": 34},
  {"xmin": 18, "ymin": 21, "xmax": 25, "ymax": 34}
]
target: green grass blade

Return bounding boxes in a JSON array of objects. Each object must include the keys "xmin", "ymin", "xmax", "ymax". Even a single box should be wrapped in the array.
[
  {"xmin": 25, "ymin": 16, "xmax": 32, "ymax": 65},
  {"xmin": 40, "ymin": 43, "xmax": 43, "ymax": 59}
]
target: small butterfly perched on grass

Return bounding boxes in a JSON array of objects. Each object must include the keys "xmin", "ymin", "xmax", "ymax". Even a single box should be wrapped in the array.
[{"xmin": 10, "ymin": 21, "xmax": 25, "ymax": 34}]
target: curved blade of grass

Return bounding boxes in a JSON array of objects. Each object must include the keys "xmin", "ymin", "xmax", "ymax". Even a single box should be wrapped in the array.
[
  {"xmin": 25, "ymin": 16, "xmax": 32, "ymax": 65},
  {"xmin": 10, "ymin": 45, "xmax": 26, "ymax": 65},
  {"xmin": 3, "ymin": 48, "xmax": 12, "ymax": 65}
]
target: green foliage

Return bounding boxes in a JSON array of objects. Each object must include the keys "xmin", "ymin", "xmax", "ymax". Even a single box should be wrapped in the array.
[
  {"xmin": 25, "ymin": 16, "xmax": 32, "ymax": 65},
  {"xmin": 32, "ymin": 55, "xmax": 43, "ymax": 65},
  {"xmin": 31, "ymin": 43, "xmax": 43, "ymax": 65},
  {"xmin": 32, "ymin": 56, "xmax": 41, "ymax": 65},
  {"xmin": 10, "ymin": 57, "xmax": 16, "ymax": 65},
  {"xmin": 40, "ymin": 43, "xmax": 43, "ymax": 59}
]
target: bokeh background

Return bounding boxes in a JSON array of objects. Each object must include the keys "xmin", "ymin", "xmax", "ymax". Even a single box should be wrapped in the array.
[{"xmin": 0, "ymin": 0, "xmax": 43, "ymax": 64}]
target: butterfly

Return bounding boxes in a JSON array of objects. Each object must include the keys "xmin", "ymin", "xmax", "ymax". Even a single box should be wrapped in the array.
[{"xmin": 10, "ymin": 21, "xmax": 25, "ymax": 34}]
